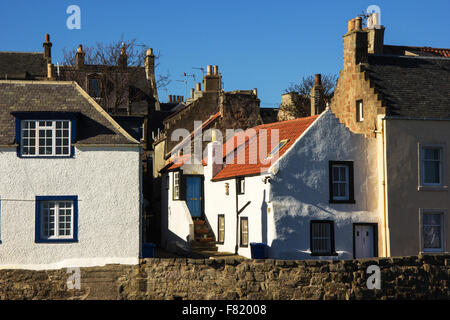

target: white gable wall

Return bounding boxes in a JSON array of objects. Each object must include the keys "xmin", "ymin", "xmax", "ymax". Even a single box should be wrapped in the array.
[
  {"xmin": 203, "ymin": 173, "xmax": 273, "ymax": 258},
  {"xmin": 0, "ymin": 146, "xmax": 141, "ymax": 270},
  {"xmin": 269, "ymin": 109, "xmax": 381, "ymax": 259},
  {"xmin": 204, "ymin": 109, "xmax": 382, "ymax": 260}
]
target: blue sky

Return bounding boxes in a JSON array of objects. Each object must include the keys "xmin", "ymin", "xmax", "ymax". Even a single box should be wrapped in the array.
[{"xmin": 1, "ymin": 0, "xmax": 449, "ymax": 107}]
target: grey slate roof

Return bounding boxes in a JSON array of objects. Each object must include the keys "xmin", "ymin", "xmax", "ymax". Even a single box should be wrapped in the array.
[
  {"xmin": 0, "ymin": 81, "xmax": 139, "ymax": 146},
  {"xmin": 0, "ymin": 52, "xmax": 47, "ymax": 79},
  {"xmin": 367, "ymin": 54, "xmax": 450, "ymax": 118}
]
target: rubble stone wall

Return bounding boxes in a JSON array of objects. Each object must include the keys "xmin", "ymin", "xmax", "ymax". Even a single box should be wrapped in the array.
[{"xmin": 0, "ymin": 254, "xmax": 448, "ymax": 300}]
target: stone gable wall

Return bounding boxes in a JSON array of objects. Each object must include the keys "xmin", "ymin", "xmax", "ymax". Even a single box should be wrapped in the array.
[{"xmin": 331, "ymin": 66, "xmax": 385, "ymax": 138}]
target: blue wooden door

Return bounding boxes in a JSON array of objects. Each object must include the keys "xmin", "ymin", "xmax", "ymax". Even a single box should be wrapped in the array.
[{"xmin": 186, "ymin": 176, "xmax": 202, "ymax": 218}]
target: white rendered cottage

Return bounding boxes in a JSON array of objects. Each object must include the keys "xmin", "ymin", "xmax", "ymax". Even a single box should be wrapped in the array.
[
  {"xmin": 203, "ymin": 109, "xmax": 384, "ymax": 259},
  {"xmin": 162, "ymin": 109, "xmax": 384, "ymax": 259},
  {"xmin": 0, "ymin": 81, "xmax": 142, "ymax": 269}
]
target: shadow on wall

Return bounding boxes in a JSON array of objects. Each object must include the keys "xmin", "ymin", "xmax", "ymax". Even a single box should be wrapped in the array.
[
  {"xmin": 165, "ymin": 229, "xmax": 191, "ymax": 256},
  {"xmin": 261, "ymin": 190, "xmax": 267, "ymax": 245}
]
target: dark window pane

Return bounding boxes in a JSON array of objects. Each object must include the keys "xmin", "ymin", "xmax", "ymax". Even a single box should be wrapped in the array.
[{"xmin": 424, "ymin": 161, "xmax": 440, "ymax": 183}]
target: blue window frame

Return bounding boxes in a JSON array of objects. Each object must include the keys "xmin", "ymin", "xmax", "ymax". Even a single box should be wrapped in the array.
[
  {"xmin": 35, "ymin": 196, "xmax": 78, "ymax": 243},
  {"xmin": 11, "ymin": 112, "xmax": 78, "ymax": 158}
]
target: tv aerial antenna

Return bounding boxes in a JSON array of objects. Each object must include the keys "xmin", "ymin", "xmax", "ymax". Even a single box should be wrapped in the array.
[{"xmin": 192, "ymin": 67, "xmax": 205, "ymax": 78}]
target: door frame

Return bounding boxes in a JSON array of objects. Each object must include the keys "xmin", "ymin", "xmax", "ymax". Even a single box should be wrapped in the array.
[
  {"xmin": 184, "ymin": 174, "xmax": 204, "ymax": 219},
  {"xmin": 353, "ymin": 223, "xmax": 378, "ymax": 259}
]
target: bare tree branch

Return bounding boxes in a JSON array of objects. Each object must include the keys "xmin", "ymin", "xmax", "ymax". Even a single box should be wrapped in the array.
[{"xmin": 61, "ymin": 37, "xmax": 171, "ymax": 112}]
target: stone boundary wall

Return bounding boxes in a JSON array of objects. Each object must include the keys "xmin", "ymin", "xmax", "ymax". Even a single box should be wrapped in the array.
[{"xmin": 0, "ymin": 254, "xmax": 449, "ymax": 300}]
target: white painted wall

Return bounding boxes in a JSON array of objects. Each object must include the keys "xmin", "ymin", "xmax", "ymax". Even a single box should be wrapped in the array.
[
  {"xmin": 203, "ymin": 172, "xmax": 272, "ymax": 258},
  {"xmin": 203, "ymin": 109, "xmax": 381, "ymax": 259},
  {"xmin": 269, "ymin": 110, "xmax": 381, "ymax": 260},
  {"xmin": 161, "ymin": 170, "xmax": 196, "ymax": 254},
  {"xmin": 0, "ymin": 146, "xmax": 141, "ymax": 270}
]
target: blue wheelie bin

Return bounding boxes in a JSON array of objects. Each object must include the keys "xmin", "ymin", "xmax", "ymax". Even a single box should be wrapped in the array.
[
  {"xmin": 142, "ymin": 243, "xmax": 155, "ymax": 258},
  {"xmin": 250, "ymin": 243, "xmax": 267, "ymax": 259}
]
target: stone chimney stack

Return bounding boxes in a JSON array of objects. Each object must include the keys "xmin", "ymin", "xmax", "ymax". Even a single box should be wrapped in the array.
[
  {"xmin": 118, "ymin": 44, "xmax": 128, "ymax": 69},
  {"xmin": 75, "ymin": 45, "xmax": 85, "ymax": 70},
  {"xmin": 343, "ymin": 16, "xmax": 368, "ymax": 71},
  {"xmin": 366, "ymin": 12, "xmax": 385, "ymax": 54},
  {"xmin": 203, "ymin": 64, "xmax": 221, "ymax": 93},
  {"xmin": 145, "ymin": 48, "xmax": 160, "ymax": 111},
  {"xmin": 43, "ymin": 34, "xmax": 52, "ymax": 64},
  {"xmin": 310, "ymin": 74, "xmax": 326, "ymax": 116}
]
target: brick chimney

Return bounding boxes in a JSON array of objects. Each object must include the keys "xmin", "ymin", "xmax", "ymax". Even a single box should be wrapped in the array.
[
  {"xmin": 145, "ymin": 48, "xmax": 160, "ymax": 111},
  {"xmin": 118, "ymin": 44, "xmax": 128, "ymax": 69},
  {"xmin": 203, "ymin": 64, "xmax": 221, "ymax": 93},
  {"xmin": 343, "ymin": 16, "xmax": 368, "ymax": 71},
  {"xmin": 310, "ymin": 74, "xmax": 326, "ymax": 115},
  {"xmin": 43, "ymin": 34, "xmax": 52, "ymax": 64},
  {"xmin": 366, "ymin": 12, "xmax": 385, "ymax": 54},
  {"xmin": 75, "ymin": 45, "xmax": 85, "ymax": 70}
]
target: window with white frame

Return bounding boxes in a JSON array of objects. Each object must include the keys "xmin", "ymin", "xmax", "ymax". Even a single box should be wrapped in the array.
[
  {"xmin": 21, "ymin": 120, "xmax": 71, "ymax": 156},
  {"xmin": 356, "ymin": 100, "xmax": 364, "ymax": 122},
  {"xmin": 36, "ymin": 196, "xmax": 78, "ymax": 242},
  {"xmin": 237, "ymin": 177, "xmax": 245, "ymax": 195},
  {"xmin": 311, "ymin": 221, "xmax": 335, "ymax": 255},
  {"xmin": 240, "ymin": 217, "xmax": 248, "ymax": 247},
  {"xmin": 420, "ymin": 211, "xmax": 445, "ymax": 252},
  {"xmin": 217, "ymin": 215, "xmax": 225, "ymax": 244},
  {"xmin": 173, "ymin": 171, "xmax": 180, "ymax": 200},
  {"xmin": 421, "ymin": 146, "xmax": 443, "ymax": 186},
  {"xmin": 329, "ymin": 161, "xmax": 354, "ymax": 203}
]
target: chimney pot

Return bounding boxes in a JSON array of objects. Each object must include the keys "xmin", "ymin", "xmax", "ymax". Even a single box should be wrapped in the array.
[
  {"xmin": 75, "ymin": 44, "xmax": 85, "ymax": 70},
  {"xmin": 348, "ymin": 19, "xmax": 355, "ymax": 32},
  {"xmin": 190, "ymin": 88, "xmax": 195, "ymax": 98},
  {"xmin": 47, "ymin": 63, "xmax": 53, "ymax": 79},
  {"xmin": 213, "ymin": 65, "xmax": 218, "ymax": 76},
  {"xmin": 196, "ymin": 83, "xmax": 201, "ymax": 91},
  {"xmin": 207, "ymin": 65, "xmax": 212, "ymax": 76},
  {"xmin": 169, "ymin": 95, "xmax": 172, "ymax": 103},
  {"xmin": 43, "ymin": 34, "xmax": 52, "ymax": 63},
  {"xmin": 146, "ymin": 48, "xmax": 153, "ymax": 56},
  {"xmin": 314, "ymin": 74, "xmax": 322, "ymax": 85},
  {"xmin": 118, "ymin": 44, "xmax": 128, "ymax": 68},
  {"xmin": 354, "ymin": 17, "xmax": 362, "ymax": 30}
]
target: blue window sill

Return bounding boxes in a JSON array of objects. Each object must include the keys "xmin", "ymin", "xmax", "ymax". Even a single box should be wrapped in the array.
[{"xmin": 35, "ymin": 239, "xmax": 78, "ymax": 244}]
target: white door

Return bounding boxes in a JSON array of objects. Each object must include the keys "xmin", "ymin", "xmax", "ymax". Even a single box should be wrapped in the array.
[{"xmin": 354, "ymin": 225, "xmax": 375, "ymax": 258}]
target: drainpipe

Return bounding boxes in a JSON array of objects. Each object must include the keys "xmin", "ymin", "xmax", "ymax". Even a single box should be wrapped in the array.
[
  {"xmin": 235, "ymin": 179, "xmax": 239, "ymax": 254},
  {"xmin": 381, "ymin": 118, "xmax": 388, "ymax": 257}
]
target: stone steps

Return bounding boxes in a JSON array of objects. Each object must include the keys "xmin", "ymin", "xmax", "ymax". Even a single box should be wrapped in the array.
[{"xmin": 191, "ymin": 218, "xmax": 218, "ymax": 252}]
